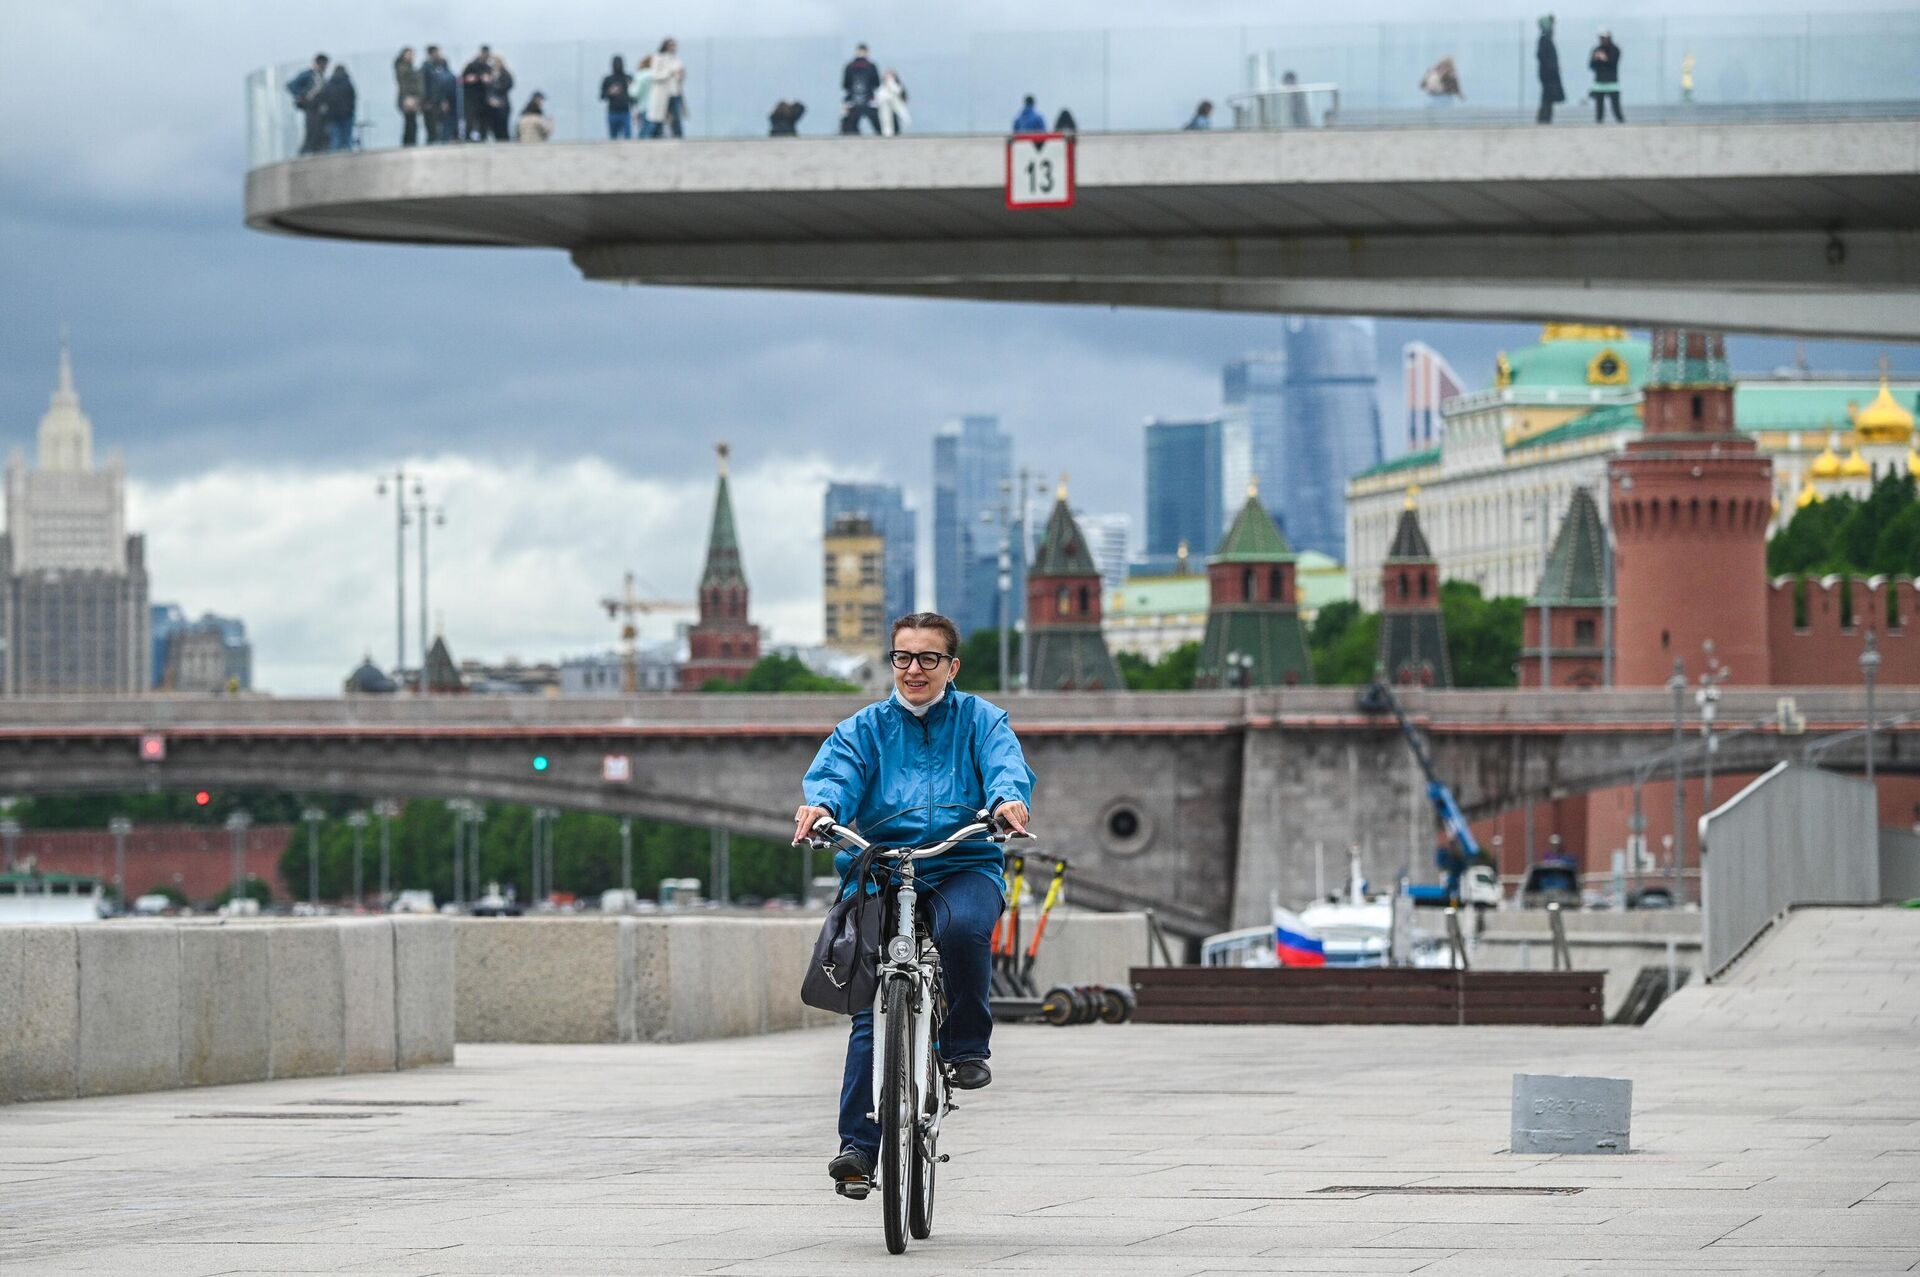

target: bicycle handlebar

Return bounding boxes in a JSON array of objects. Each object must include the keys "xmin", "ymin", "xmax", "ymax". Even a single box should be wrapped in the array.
[{"xmin": 802, "ymin": 812, "xmax": 1034, "ymax": 860}]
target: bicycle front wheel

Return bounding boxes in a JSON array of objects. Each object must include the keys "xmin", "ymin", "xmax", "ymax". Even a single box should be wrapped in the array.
[{"xmin": 879, "ymin": 978, "xmax": 914, "ymax": 1255}]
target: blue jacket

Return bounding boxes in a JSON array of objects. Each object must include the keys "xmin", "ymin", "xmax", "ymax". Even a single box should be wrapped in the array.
[
  {"xmin": 803, "ymin": 688, "xmax": 1035, "ymax": 891},
  {"xmin": 1012, "ymin": 106, "xmax": 1047, "ymax": 133}
]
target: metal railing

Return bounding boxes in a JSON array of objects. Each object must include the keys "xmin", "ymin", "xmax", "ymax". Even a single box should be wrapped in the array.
[{"xmin": 246, "ymin": 12, "xmax": 1920, "ymax": 167}]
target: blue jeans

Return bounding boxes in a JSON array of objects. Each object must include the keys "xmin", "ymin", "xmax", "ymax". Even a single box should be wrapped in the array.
[
  {"xmin": 838, "ymin": 870, "xmax": 1002, "ymax": 1159},
  {"xmin": 608, "ymin": 110, "xmax": 632, "ymax": 139},
  {"xmin": 326, "ymin": 118, "xmax": 354, "ymax": 151}
]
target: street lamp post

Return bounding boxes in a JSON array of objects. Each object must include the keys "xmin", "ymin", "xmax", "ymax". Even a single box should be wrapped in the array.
[
  {"xmin": 108, "ymin": 816, "xmax": 132, "ymax": 911},
  {"xmin": 1696, "ymin": 642, "xmax": 1726, "ymax": 816},
  {"xmin": 346, "ymin": 811, "xmax": 370, "ymax": 909},
  {"xmin": 0, "ymin": 817, "xmax": 20, "ymax": 873},
  {"xmin": 301, "ymin": 806, "xmax": 325, "ymax": 906},
  {"xmin": 373, "ymin": 798, "xmax": 399, "ymax": 906},
  {"xmin": 374, "ymin": 470, "xmax": 415, "ymax": 682},
  {"xmin": 1861, "ymin": 629, "xmax": 1881, "ymax": 789},
  {"xmin": 619, "ymin": 817, "xmax": 633, "ymax": 899},
  {"xmin": 465, "ymin": 807, "xmax": 485, "ymax": 901},
  {"xmin": 413, "ymin": 495, "xmax": 445, "ymax": 666},
  {"xmin": 1667, "ymin": 659, "xmax": 1687, "ymax": 904},
  {"xmin": 225, "ymin": 810, "xmax": 253, "ymax": 906},
  {"xmin": 1537, "ymin": 490, "xmax": 1551, "ymax": 688}
]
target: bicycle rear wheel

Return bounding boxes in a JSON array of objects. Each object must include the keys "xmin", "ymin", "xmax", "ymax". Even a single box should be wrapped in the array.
[{"xmin": 879, "ymin": 978, "xmax": 914, "ymax": 1255}]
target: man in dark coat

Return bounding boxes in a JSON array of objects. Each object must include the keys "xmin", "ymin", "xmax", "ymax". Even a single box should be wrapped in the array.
[
  {"xmin": 394, "ymin": 47, "xmax": 423, "ymax": 146},
  {"xmin": 461, "ymin": 47, "xmax": 493, "ymax": 141},
  {"xmin": 1590, "ymin": 30, "xmax": 1624, "ymax": 122},
  {"xmin": 841, "ymin": 43, "xmax": 881, "ymax": 134},
  {"xmin": 287, "ymin": 54, "xmax": 330, "ymax": 155},
  {"xmin": 320, "ymin": 64, "xmax": 357, "ymax": 152},
  {"xmin": 1536, "ymin": 16, "xmax": 1565, "ymax": 123},
  {"xmin": 422, "ymin": 46, "xmax": 458, "ymax": 143}
]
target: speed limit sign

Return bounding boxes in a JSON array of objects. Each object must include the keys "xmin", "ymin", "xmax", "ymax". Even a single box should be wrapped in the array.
[{"xmin": 1005, "ymin": 133, "xmax": 1074, "ymax": 209}]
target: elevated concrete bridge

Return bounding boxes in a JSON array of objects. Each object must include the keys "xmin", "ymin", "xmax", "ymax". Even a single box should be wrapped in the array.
[
  {"xmin": 4, "ymin": 688, "xmax": 1912, "ymax": 934},
  {"xmin": 243, "ymin": 120, "xmax": 1920, "ymax": 339}
]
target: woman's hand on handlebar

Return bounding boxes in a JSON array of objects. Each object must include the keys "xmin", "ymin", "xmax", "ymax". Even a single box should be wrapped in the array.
[
  {"xmin": 993, "ymin": 800, "xmax": 1030, "ymax": 835},
  {"xmin": 793, "ymin": 804, "xmax": 832, "ymax": 845}
]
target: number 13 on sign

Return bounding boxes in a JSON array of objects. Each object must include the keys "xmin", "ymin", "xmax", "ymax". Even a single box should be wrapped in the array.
[{"xmin": 1005, "ymin": 133, "xmax": 1075, "ymax": 209}]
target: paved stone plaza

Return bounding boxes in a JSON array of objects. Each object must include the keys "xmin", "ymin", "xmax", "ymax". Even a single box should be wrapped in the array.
[{"xmin": 3, "ymin": 908, "xmax": 1917, "ymax": 1275}]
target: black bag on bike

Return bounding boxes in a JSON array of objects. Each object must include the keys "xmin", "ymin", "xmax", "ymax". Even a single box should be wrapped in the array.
[{"xmin": 801, "ymin": 846, "xmax": 886, "ymax": 1016}]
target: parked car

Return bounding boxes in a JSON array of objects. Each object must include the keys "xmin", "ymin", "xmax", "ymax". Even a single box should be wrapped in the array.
[
  {"xmin": 1520, "ymin": 858, "xmax": 1581, "ymax": 909},
  {"xmin": 1626, "ymin": 886, "xmax": 1675, "ymax": 910}
]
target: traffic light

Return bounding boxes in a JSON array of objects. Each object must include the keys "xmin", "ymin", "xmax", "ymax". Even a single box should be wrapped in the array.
[
  {"xmin": 194, "ymin": 790, "xmax": 211, "ymax": 807},
  {"xmin": 531, "ymin": 755, "xmax": 549, "ymax": 772}
]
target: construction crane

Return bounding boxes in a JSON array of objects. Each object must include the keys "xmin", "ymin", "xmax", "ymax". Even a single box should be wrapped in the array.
[
  {"xmin": 1356, "ymin": 681, "xmax": 1499, "ymax": 908},
  {"xmin": 601, "ymin": 571, "xmax": 690, "ymax": 694}
]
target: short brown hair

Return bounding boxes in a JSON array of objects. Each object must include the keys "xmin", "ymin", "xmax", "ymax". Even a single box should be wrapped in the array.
[{"xmin": 890, "ymin": 612, "xmax": 960, "ymax": 656}]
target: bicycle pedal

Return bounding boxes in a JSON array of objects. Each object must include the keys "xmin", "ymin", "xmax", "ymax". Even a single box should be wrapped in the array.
[
  {"xmin": 937, "ymin": 1154, "xmax": 950, "ymax": 1163},
  {"xmin": 835, "ymin": 1177, "xmax": 871, "ymax": 1201}
]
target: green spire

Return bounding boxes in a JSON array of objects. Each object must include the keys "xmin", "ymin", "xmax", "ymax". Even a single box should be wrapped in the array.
[
  {"xmin": 1532, "ymin": 487, "xmax": 1610, "ymax": 607},
  {"xmin": 1209, "ymin": 490, "xmax": 1293, "ymax": 564},
  {"xmin": 1030, "ymin": 488, "xmax": 1099, "ymax": 578},
  {"xmin": 700, "ymin": 444, "xmax": 746, "ymax": 589}
]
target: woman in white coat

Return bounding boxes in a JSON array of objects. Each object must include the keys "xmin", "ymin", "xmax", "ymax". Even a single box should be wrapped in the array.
[
  {"xmin": 875, "ymin": 69, "xmax": 910, "ymax": 136},
  {"xmin": 642, "ymin": 37, "xmax": 686, "ymax": 137}
]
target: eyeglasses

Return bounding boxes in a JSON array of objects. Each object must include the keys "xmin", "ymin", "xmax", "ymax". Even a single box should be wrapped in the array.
[{"xmin": 887, "ymin": 650, "xmax": 954, "ymax": 671}]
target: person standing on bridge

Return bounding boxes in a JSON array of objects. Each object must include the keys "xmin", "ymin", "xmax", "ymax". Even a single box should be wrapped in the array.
[
  {"xmin": 840, "ymin": 43, "xmax": 882, "ymax": 134},
  {"xmin": 642, "ymin": 38, "xmax": 686, "ymax": 138},
  {"xmin": 1012, "ymin": 95, "xmax": 1046, "ymax": 133},
  {"xmin": 287, "ymin": 54, "xmax": 329, "ymax": 155},
  {"xmin": 793, "ymin": 611, "xmax": 1035, "ymax": 1198},
  {"xmin": 1590, "ymin": 30, "xmax": 1624, "ymax": 122},
  {"xmin": 460, "ymin": 47, "xmax": 492, "ymax": 142},
  {"xmin": 1536, "ymin": 16, "xmax": 1565, "ymax": 123},
  {"xmin": 394, "ymin": 48, "xmax": 423, "ymax": 146},
  {"xmin": 601, "ymin": 56, "xmax": 635, "ymax": 139},
  {"xmin": 421, "ymin": 46, "xmax": 458, "ymax": 143},
  {"xmin": 875, "ymin": 68, "xmax": 910, "ymax": 136}
]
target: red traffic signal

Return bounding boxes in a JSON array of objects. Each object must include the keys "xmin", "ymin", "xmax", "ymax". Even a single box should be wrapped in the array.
[{"xmin": 194, "ymin": 791, "xmax": 211, "ymax": 807}]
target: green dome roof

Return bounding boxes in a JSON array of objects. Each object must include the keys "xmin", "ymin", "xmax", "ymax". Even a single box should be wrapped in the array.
[{"xmin": 1501, "ymin": 327, "xmax": 1649, "ymax": 392}]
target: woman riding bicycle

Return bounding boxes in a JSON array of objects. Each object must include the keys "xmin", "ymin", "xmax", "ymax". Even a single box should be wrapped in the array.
[{"xmin": 793, "ymin": 611, "xmax": 1034, "ymax": 1198}]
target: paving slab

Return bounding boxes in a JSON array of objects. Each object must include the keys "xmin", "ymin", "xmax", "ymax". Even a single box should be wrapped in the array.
[{"xmin": 2, "ymin": 908, "xmax": 1917, "ymax": 1274}]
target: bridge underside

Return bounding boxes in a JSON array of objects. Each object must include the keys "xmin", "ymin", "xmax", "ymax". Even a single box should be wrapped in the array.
[{"xmin": 245, "ymin": 121, "xmax": 1920, "ymax": 340}]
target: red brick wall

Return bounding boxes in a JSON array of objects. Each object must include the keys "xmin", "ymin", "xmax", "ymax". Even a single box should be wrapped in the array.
[
  {"xmin": 12, "ymin": 824, "xmax": 293, "ymax": 902},
  {"xmin": 1520, "ymin": 606, "xmax": 1606, "ymax": 689},
  {"xmin": 1026, "ymin": 574, "xmax": 1103, "ymax": 626},
  {"xmin": 1208, "ymin": 562, "xmax": 1295, "ymax": 606},
  {"xmin": 1379, "ymin": 562, "xmax": 1438, "ymax": 611},
  {"xmin": 1768, "ymin": 576, "xmax": 1920, "ymax": 686}
]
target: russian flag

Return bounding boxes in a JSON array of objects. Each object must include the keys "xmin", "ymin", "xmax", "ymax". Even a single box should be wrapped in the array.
[{"xmin": 1273, "ymin": 908, "xmax": 1326, "ymax": 967}]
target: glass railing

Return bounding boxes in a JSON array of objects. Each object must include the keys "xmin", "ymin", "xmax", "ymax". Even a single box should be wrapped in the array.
[{"xmin": 245, "ymin": 13, "xmax": 1920, "ymax": 168}]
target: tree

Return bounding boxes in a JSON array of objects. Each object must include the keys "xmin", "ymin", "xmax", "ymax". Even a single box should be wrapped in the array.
[
  {"xmin": 1769, "ymin": 471, "xmax": 1918, "ymax": 578},
  {"xmin": 1116, "ymin": 642, "xmax": 1200, "ymax": 690},
  {"xmin": 702, "ymin": 653, "xmax": 857, "ymax": 693},
  {"xmin": 953, "ymin": 628, "xmax": 1019, "ymax": 692},
  {"xmin": 1441, "ymin": 581, "xmax": 1524, "ymax": 688},
  {"xmin": 1308, "ymin": 601, "xmax": 1381, "ymax": 686}
]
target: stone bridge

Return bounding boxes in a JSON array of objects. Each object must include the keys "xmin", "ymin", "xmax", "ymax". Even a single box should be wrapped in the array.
[{"xmin": 2, "ymin": 688, "xmax": 1910, "ymax": 935}]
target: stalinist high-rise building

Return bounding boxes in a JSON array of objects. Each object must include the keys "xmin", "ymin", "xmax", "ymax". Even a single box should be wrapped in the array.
[{"xmin": 1, "ymin": 336, "xmax": 150, "ymax": 695}]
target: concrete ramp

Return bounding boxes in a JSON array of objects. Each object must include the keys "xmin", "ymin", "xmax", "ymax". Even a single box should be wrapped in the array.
[{"xmin": 1648, "ymin": 906, "xmax": 1920, "ymax": 1035}]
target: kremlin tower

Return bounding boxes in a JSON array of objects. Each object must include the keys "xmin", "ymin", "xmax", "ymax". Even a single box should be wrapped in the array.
[
  {"xmin": 1375, "ymin": 496, "xmax": 1451, "ymax": 686},
  {"xmin": 678, "ymin": 443, "xmax": 761, "ymax": 691},
  {"xmin": 1608, "ymin": 329, "xmax": 1773, "ymax": 686},
  {"xmin": 1024, "ymin": 482, "xmax": 1123, "ymax": 690},
  {"xmin": 1193, "ymin": 481, "xmax": 1312, "ymax": 688}
]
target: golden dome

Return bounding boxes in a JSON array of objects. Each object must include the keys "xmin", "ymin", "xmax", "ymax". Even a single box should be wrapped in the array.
[
  {"xmin": 1909, "ymin": 448, "xmax": 1920, "ymax": 480},
  {"xmin": 1795, "ymin": 474, "xmax": 1822, "ymax": 508},
  {"xmin": 1854, "ymin": 378, "xmax": 1915, "ymax": 445},
  {"xmin": 1810, "ymin": 438, "xmax": 1843, "ymax": 479},
  {"xmin": 1841, "ymin": 446, "xmax": 1872, "ymax": 479}
]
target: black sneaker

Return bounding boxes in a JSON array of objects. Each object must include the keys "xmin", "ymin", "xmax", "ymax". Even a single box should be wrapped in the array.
[
  {"xmin": 949, "ymin": 1059, "xmax": 992, "ymax": 1090},
  {"xmin": 828, "ymin": 1145, "xmax": 874, "ymax": 1199}
]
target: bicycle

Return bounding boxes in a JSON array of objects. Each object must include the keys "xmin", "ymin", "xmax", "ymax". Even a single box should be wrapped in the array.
[{"xmin": 804, "ymin": 809, "xmax": 1031, "ymax": 1255}]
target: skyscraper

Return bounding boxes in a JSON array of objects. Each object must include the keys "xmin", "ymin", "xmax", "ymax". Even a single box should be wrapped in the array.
[
  {"xmin": 1, "ymin": 337, "xmax": 149, "ymax": 695},
  {"xmin": 1223, "ymin": 320, "xmax": 1383, "ymax": 565},
  {"xmin": 931, "ymin": 415, "xmax": 1014, "ymax": 638},
  {"xmin": 823, "ymin": 481, "xmax": 916, "ymax": 624},
  {"xmin": 1074, "ymin": 511, "xmax": 1132, "ymax": 595},
  {"xmin": 1143, "ymin": 417, "xmax": 1223, "ymax": 572}
]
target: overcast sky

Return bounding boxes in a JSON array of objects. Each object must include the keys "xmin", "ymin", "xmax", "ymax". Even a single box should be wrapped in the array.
[{"xmin": 3, "ymin": 0, "xmax": 1914, "ymax": 693}]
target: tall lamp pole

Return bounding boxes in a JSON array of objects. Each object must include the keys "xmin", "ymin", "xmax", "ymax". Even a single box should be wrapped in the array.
[
  {"xmin": 1696, "ymin": 642, "xmax": 1726, "ymax": 816},
  {"xmin": 1537, "ymin": 489, "xmax": 1552, "ymax": 688},
  {"xmin": 0, "ymin": 817, "xmax": 19, "ymax": 873},
  {"xmin": 346, "ymin": 810, "xmax": 370, "ymax": 909},
  {"xmin": 1861, "ymin": 629, "xmax": 1881, "ymax": 790},
  {"xmin": 1667, "ymin": 659, "xmax": 1687, "ymax": 904},
  {"xmin": 225, "ymin": 810, "xmax": 253, "ymax": 906},
  {"xmin": 108, "ymin": 816, "xmax": 132, "ymax": 910},
  {"xmin": 373, "ymin": 798, "xmax": 399, "ymax": 906},
  {"xmin": 413, "ymin": 494, "xmax": 445, "ymax": 667},
  {"xmin": 301, "ymin": 806, "xmax": 325, "ymax": 906},
  {"xmin": 375, "ymin": 469, "xmax": 416, "ymax": 682}
]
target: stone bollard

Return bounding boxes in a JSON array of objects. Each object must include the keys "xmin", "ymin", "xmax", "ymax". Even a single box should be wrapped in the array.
[{"xmin": 1511, "ymin": 1073, "xmax": 1631, "ymax": 1154}]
